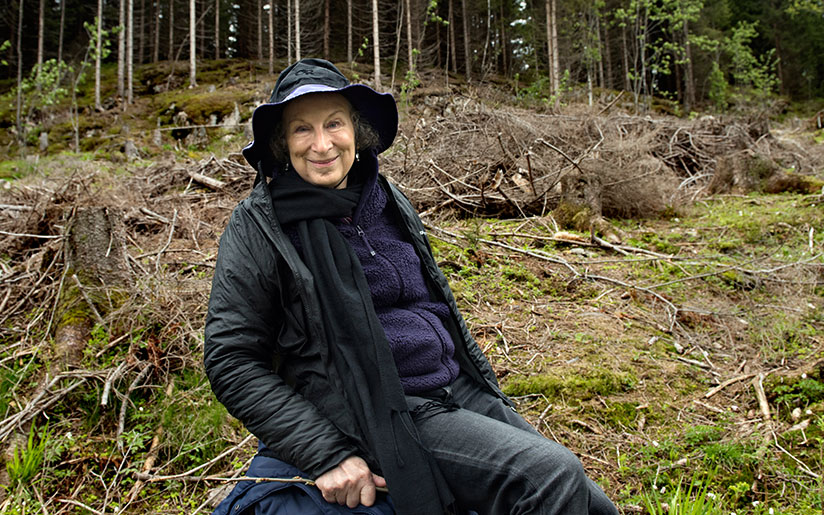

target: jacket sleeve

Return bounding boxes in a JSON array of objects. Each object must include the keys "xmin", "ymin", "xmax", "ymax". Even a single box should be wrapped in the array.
[{"xmin": 204, "ymin": 204, "xmax": 356, "ymax": 478}]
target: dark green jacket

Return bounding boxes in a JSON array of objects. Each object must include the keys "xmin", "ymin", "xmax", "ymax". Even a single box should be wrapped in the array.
[{"xmin": 204, "ymin": 175, "xmax": 508, "ymax": 478}]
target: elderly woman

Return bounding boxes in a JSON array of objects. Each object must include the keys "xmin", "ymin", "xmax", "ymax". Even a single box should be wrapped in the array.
[{"xmin": 205, "ymin": 58, "xmax": 618, "ymax": 515}]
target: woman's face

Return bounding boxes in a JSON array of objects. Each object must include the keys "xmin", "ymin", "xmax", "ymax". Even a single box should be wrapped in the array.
[{"xmin": 282, "ymin": 93, "xmax": 356, "ymax": 189}]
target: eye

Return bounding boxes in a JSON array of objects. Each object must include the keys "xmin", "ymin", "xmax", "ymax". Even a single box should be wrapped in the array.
[
  {"xmin": 327, "ymin": 119, "xmax": 344, "ymax": 129},
  {"xmin": 292, "ymin": 125, "xmax": 310, "ymax": 134}
]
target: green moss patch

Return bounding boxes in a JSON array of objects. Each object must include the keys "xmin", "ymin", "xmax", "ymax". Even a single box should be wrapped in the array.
[{"xmin": 502, "ymin": 368, "xmax": 637, "ymax": 401}]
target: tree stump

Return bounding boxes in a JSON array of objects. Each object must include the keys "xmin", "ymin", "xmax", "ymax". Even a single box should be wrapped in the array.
[
  {"xmin": 709, "ymin": 151, "xmax": 777, "ymax": 194},
  {"xmin": 56, "ymin": 207, "xmax": 130, "ymax": 368},
  {"xmin": 553, "ymin": 168, "xmax": 623, "ymax": 242},
  {"xmin": 710, "ymin": 150, "xmax": 824, "ymax": 195}
]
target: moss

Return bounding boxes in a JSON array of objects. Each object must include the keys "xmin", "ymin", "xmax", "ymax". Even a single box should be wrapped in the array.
[
  {"xmin": 502, "ymin": 368, "xmax": 637, "ymax": 401},
  {"xmin": 552, "ymin": 202, "xmax": 593, "ymax": 232},
  {"xmin": 601, "ymin": 401, "xmax": 642, "ymax": 429},
  {"xmin": 152, "ymin": 88, "xmax": 255, "ymax": 126}
]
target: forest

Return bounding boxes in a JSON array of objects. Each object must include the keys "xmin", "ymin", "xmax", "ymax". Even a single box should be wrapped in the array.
[{"xmin": 0, "ymin": 0, "xmax": 823, "ymax": 513}]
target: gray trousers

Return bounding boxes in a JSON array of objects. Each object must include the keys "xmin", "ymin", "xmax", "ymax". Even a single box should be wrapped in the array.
[{"xmin": 406, "ymin": 373, "xmax": 619, "ymax": 515}]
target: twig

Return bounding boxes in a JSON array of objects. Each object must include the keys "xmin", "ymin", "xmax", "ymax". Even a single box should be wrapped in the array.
[
  {"xmin": 71, "ymin": 274, "xmax": 107, "ymax": 328},
  {"xmin": 0, "ymin": 204, "xmax": 34, "ymax": 212},
  {"xmin": 188, "ymin": 171, "xmax": 225, "ymax": 190},
  {"xmin": 117, "ymin": 364, "xmax": 154, "ymax": 445},
  {"xmin": 692, "ymin": 399, "xmax": 726, "ymax": 414},
  {"xmin": 0, "ymin": 230, "xmax": 62, "ymax": 239},
  {"xmin": 0, "ymin": 376, "xmax": 90, "ymax": 441},
  {"xmin": 597, "ymin": 90, "xmax": 624, "ymax": 116},
  {"xmin": 133, "ymin": 472, "xmax": 391, "ymax": 494},
  {"xmin": 135, "ymin": 433, "xmax": 255, "ymax": 481},
  {"xmin": 57, "ymin": 499, "xmax": 105, "ymax": 515},
  {"xmin": 704, "ymin": 373, "xmax": 757, "ymax": 398},
  {"xmin": 753, "ymin": 373, "xmax": 771, "ymax": 421},
  {"xmin": 676, "ymin": 356, "xmax": 711, "ymax": 370},
  {"xmin": 155, "ymin": 209, "xmax": 179, "ymax": 273},
  {"xmin": 771, "ymin": 430, "xmax": 820, "ymax": 479},
  {"xmin": 101, "ymin": 361, "xmax": 129, "ymax": 407},
  {"xmin": 139, "ymin": 207, "xmax": 170, "ymax": 224},
  {"xmin": 537, "ymin": 138, "xmax": 585, "ymax": 174}
]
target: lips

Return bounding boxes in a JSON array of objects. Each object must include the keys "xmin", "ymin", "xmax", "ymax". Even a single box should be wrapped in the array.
[{"xmin": 309, "ymin": 156, "xmax": 339, "ymax": 167}]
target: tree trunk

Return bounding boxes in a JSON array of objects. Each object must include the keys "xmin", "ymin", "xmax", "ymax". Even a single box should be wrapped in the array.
[
  {"xmin": 499, "ymin": 1, "xmax": 507, "ymax": 76},
  {"xmin": 287, "ymin": 0, "xmax": 292, "ymax": 64},
  {"xmin": 371, "ymin": 0, "xmax": 381, "ymax": 88},
  {"xmin": 295, "ymin": 0, "xmax": 301, "ymax": 61},
  {"xmin": 16, "ymin": 0, "xmax": 24, "ymax": 145},
  {"xmin": 621, "ymin": 23, "xmax": 630, "ymax": 91},
  {"xmin": 268, "ymin": 0, "xmax": 274, "ymax": 73},
  {"xmin": 189, "ymin": 0, "xmax": 196, "ymax": 87},
  {"xmin": 448, "ymin": 0, "xmax": 456, "ymax": 73},
  {"xmin": 215, "ymin": 0, "xmax": 220, "ymax": 58},
  {"xmin": 545, "ymin": 0, "xmax": 553, "ymax": 91},
  {"xmin": 603, "ymin": 13, "xmax": 613, "ymax": 89},
  {"xmin": 257, "ymin": 0, "xmax": 263, "ymax": 60},
  {"xmin": 481, "ymin": 0, "xmax": 490, "ymax": 75},
  {"xmin": 95, "ymin": 0, "xmax": 103, "ymax": 109},
  {"xmin": 168, "ymin": 0, "xmax": 175, "ymax": 61},
  {"xmin": 118, "ymin": 0, "xmax": 126, "ymax": 99},
  {"xmin": 127, "ymin": 0, "xmax": 134, "ymax": 103},
  {"xmin": 595, "ymin": 13, "xmax": 604, "ymax": 88},
  {"xmin": 154, "ymin": 0, "xmax": 161, "ymax": 62},
  {"xmin": 139, "ymin": 0, "xmax": 146, "ymax": 63},
  {"xmin": 37, "ymin": 0, "xmax": 44, "ymax": 78},
  {"xmin": 683, "ymin": 19, "xmax": 695, "ymax": 112},
  {"xmin": 436, "ymin": 10, "xmax": 441, "ymax": 70},
  {"xmin": 773, "ymin": 31, "xmax": 785, "ymax": 96},
  {"xmin": 347, "ymin": 0, "xmax": 352, "ymax": 64},
  {"xmin": 550, "ymin": 0, "xmax": 559, "ymax": 97},
  {"xmin": 58, "ymin": 0, "xmax": 66, "ymax": 65},
  {"xmin": 461, "ymin": 0, "xmax": 470, "ymax": 81},
  {"xmin": 198, "ymin": 0, "xmax": 204, "ymax": 59},
  {"xmin": 406, "ymin": 0, "xmax": 413, "ymax": 70},
  {"xmin": 324, "ymin": 0, "xmax": 330, "ymax": 60},
  {"xmin": 391, "ymin": 0, "xmax": 403, "ymax": 89}
]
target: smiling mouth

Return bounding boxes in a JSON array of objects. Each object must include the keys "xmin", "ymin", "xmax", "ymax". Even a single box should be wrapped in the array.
[{"xmin": 309, "ymin": 156, "xmax": 339, "ymax": 166}]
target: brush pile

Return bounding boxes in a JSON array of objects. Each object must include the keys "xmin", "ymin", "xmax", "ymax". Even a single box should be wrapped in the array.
[{"xmin": 384, "ymin": 93, "xmax": 821, "ymax": 218}]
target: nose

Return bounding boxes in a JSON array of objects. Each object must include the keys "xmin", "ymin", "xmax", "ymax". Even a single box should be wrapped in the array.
[{"xmin": 310, "ymin": 127, "xmax": 333, "ymax": 153}]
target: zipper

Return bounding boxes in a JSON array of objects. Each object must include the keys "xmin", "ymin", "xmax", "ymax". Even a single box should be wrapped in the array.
[{"xmin": 356, "ymin": 225, "xmax": 377, "ymax": 257}]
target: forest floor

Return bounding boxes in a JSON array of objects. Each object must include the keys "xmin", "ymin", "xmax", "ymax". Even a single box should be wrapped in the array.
[{"xmin": 1, "ymin": 59, "xmax": 823, "ymax": 514}]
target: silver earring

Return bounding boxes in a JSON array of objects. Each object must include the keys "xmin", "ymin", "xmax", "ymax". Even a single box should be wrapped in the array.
[{"xmin": 355, "ymin": 152, "xmax": 360, "ymax": 162}]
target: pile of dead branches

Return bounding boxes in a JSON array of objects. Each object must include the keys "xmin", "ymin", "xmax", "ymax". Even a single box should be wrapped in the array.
[
  {"xmin": 0, "ymin": 154, "xmax": 254, "ymax": 511},
  {"xmin": 384, "ymin": 94, "xmax": 818, "ymax": 218}
]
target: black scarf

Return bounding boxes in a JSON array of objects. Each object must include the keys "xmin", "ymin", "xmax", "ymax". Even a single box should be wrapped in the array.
[{"xmin": 268, "ymin": 171, "xmax": 453, "ymax": 515}]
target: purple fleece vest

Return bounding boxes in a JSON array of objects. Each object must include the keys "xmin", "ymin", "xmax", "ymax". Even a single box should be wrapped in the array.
[{"xmin": 333, "ymin": 183, "xmax": 460, "ymax": 394}]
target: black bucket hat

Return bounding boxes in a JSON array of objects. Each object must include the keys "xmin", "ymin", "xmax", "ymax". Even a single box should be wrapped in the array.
[{"xmin": 242, "ymin": 58, "xmax": 398, "ymax": 176}]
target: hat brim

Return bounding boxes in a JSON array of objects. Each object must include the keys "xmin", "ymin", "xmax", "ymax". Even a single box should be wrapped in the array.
[{"xmin": 242, "ymin": 84, "xmax": 398, "ymax": 175}]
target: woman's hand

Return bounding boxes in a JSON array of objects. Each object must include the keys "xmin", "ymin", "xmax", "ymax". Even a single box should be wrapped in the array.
[{"xmin": 315, "ymin": 455, "xmax": 387, "ymax": 508}]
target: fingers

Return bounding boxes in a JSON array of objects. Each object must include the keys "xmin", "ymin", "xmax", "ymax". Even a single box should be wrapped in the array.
[
  {"xmin": 315, "ymin": 456, "xmax": 384, "ymax": 508},
  {"xmin": 358, "ymin": 480, "xmax": 377, "ymax": 507}
]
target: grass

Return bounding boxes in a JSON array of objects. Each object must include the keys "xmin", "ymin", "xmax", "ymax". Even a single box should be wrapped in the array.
[{"xmin": 5, "ymin": 423, "xmax": 48, "ymax": 490}]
